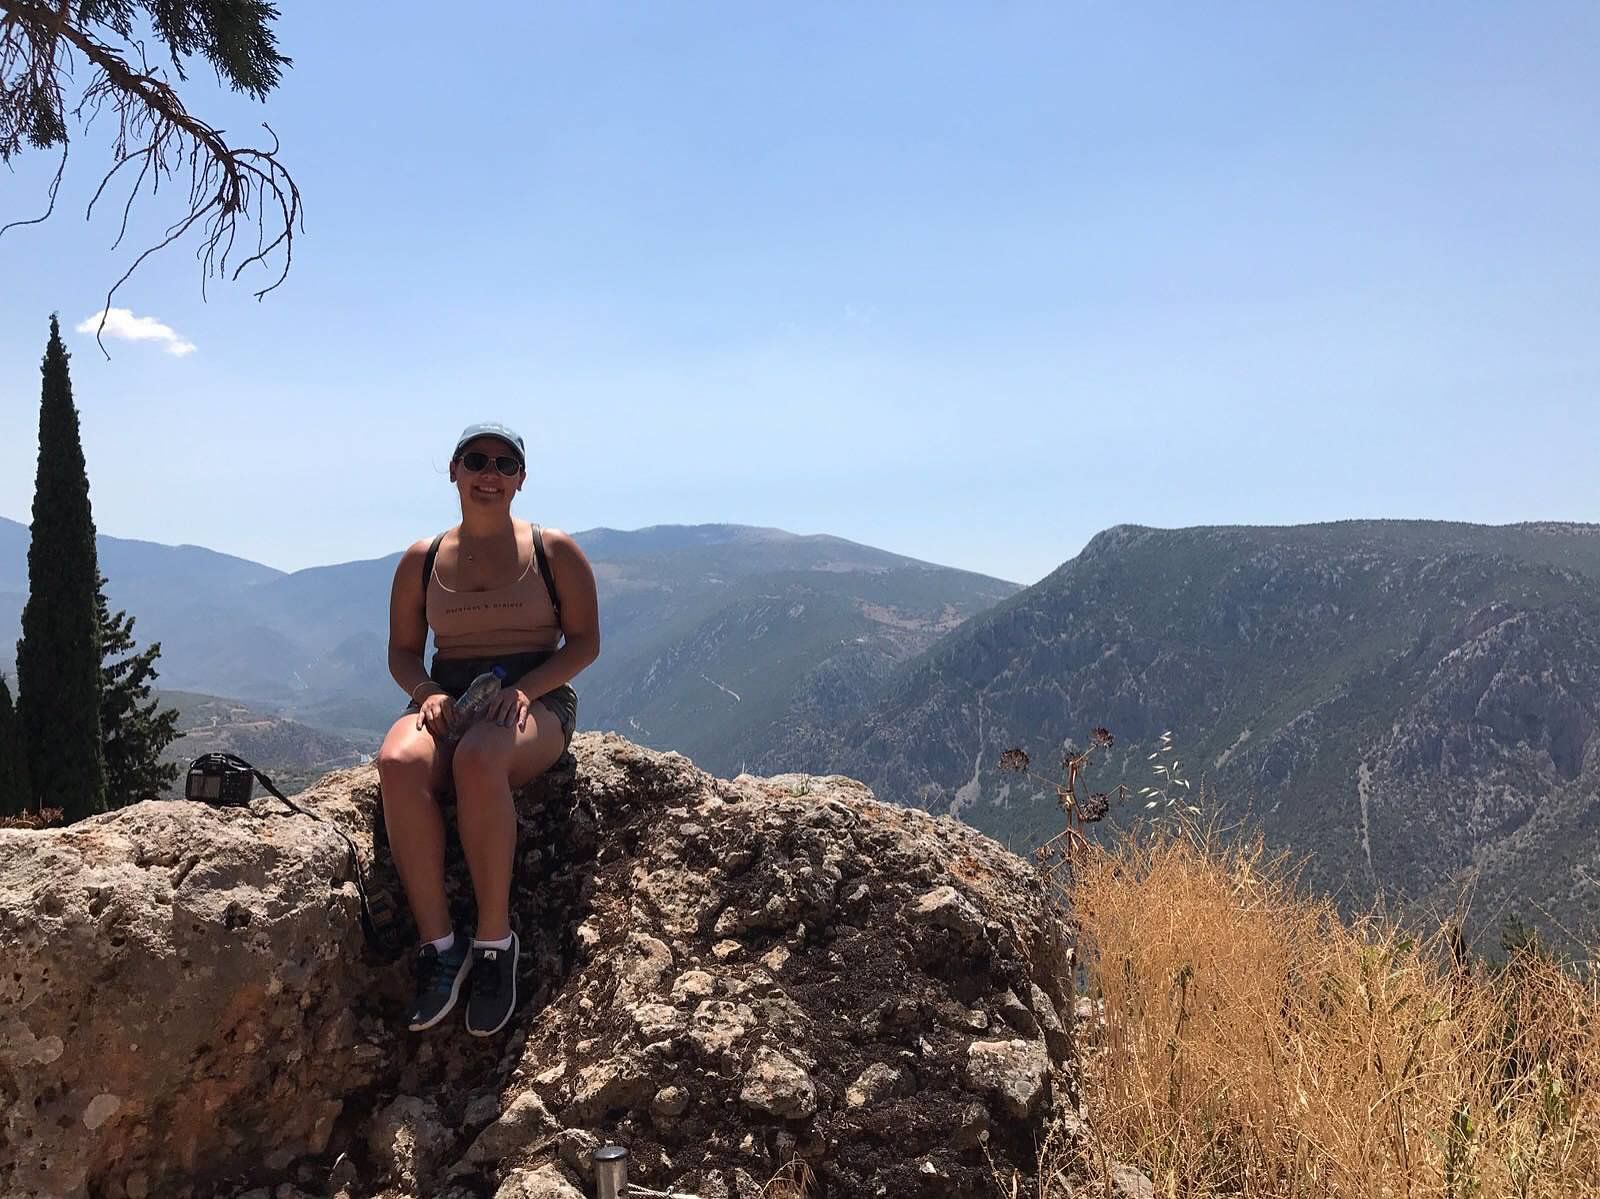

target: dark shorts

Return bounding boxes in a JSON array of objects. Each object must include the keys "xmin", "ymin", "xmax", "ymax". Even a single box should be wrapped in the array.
[{"xmin": 403, "ymin": 650, "xmax": 577, "ymax": 749}]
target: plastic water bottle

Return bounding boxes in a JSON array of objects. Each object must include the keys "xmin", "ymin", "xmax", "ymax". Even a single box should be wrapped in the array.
[{"xmin": 447, "ymin": 667, "xmax": 506, "ymax": 739}]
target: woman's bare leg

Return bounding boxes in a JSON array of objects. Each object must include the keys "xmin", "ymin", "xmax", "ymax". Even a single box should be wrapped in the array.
[
  {"xmin": 376, "ymin": 716, "xmax": 455, "ymax": 943},
  {"xmin": 451, "ymin": 702, "xmax": 568, "ymax": 941}
]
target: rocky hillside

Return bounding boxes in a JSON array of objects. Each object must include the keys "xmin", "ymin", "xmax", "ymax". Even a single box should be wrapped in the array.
[
  {"xmin": 575, "ymin": 526, "xmax": 1015, "ymax": 776},
  {"xmin": 814, "ymin": 521, "xmax": 1600, "ymax": 947},
  {"xmin": 161, "ymin": 691, "xmax": 370, "ymax": 796},
  {"xmin": 0, "ymin": 735, "xmax": 1104, "ymax": 1199}
]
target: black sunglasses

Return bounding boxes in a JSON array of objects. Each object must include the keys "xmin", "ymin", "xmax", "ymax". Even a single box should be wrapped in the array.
[{"xmin": 457, "ymin": 451, "xmax": 522, "ymax": 477}]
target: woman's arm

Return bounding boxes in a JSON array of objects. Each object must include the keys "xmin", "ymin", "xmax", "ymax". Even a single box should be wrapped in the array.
[
  {"xmin": 494, "ymin": 527, "xmax": 601, "ymax": 729},
  {"xmin": 387, "ymin": 538, "xmax": 444, "ymax": 703}
]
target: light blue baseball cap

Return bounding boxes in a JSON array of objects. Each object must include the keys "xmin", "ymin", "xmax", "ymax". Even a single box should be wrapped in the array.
[{"xmin": 451, "ymin": 421, "xmax": 526, "ymax": 468}]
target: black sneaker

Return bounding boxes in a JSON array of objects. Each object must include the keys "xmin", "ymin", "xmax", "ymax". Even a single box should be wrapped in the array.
[
  {"xmin": 465, "ymin": 931, "xmax": 519, "ymax": 1037},
  {"xmin": 406, "ymin": 934, "xmax": 472, "ymax": 1031}
]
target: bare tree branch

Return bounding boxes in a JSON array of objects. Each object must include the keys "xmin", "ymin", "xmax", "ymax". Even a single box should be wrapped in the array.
[
  {"xmin": 0, "ymin": 0, "xmax": 299, "ymax": 348},
  {"xmin": 0, "ymin": 135, "xmax": 65, "ymax": 235}
]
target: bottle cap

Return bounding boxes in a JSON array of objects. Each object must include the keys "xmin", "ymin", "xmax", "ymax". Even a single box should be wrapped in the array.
[{"xmin": 492, "ymin": 666, "xmax": 507, "ymax": 679}]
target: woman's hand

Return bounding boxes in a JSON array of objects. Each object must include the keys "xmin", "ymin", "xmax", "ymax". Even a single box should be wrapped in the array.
[
  {"xmin": 487, "ymin": 685, "xmax": 532, "ymax": 732},
  {"xmin": 416, "ymin": 691, "xmax": 456, "ymax": 738}
]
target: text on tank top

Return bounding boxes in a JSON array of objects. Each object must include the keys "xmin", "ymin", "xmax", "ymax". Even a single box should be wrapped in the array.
[{"xmin": 427, "ymin": 533, "xmax": 562, "ymax": 658}]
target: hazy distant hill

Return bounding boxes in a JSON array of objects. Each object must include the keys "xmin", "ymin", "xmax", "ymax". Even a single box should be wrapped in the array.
[
  {"xmin": 813, "ymin": 520, "xmax": 1600, "ymax": 947},
  {"xmin": 572, "ymin": 525, "xmax": 1016, "ymax": 773},
  {"xmin": 160, "ymin": 690, "xmax": 369, "ymax": 797},
  {"xmin": 1, "ymin": 518, "xmax": 1018, "ymax": 769},
  {"xmin": 1, "ymin": 514, "xmax": 287, "ymax": 693}
]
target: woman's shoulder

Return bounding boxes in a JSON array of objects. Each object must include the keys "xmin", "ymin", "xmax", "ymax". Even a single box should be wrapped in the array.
[
  {"xmin": 532, "ymin": 523, "xmax": 573, "ymax": 547},
  {"xmin": 536, "ymin": 525, "xmax": 587, "ymax": 562},
  {"xmin": 389, "ymin": 531, "xmax": 451, "ymax": 609},
  {"xmin": 396, "ymin": 530, "xmax": 453, "ymax": 571}
]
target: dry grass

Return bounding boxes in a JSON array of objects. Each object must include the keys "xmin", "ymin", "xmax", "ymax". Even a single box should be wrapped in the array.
[
  {"xmin": 0, "ymin": 805, "xmax": 63, "ymax": 829},
  {"xmin": 761, "ymin": 1158, "xmax": 816, "ymax": 1197},
  {"xmin": 1061, "ymin": 827, "xmax": 1600, "ymax": 1198}
]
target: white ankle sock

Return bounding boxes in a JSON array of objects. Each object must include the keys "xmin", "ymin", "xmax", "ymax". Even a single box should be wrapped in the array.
[
  {"xmin": 474, "ymin": 932, "xmax": 514, "ymax": 951},
  {"xmin": 426, "ymin": 931, "xmax": 456, "ymax": 954}
]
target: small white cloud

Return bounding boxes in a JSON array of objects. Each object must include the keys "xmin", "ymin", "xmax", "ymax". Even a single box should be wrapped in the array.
[{"xmin": 76, "ymin": 307, "xmax": 196, "ymax": 356}]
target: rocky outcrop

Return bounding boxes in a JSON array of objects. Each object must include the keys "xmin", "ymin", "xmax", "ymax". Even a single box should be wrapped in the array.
[
  {"xmin": 0, "ymin": 787, "xmax": 380, "ymax": 1198},
  {"xmin": 0, "ymin": 734, "xmax": 1077, "ymax": 1198}
]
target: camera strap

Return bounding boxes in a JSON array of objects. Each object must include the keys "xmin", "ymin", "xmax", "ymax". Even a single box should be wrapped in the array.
[{"xmin": 195, "ymin": 753, "xmax": 397, "ymax": 955}]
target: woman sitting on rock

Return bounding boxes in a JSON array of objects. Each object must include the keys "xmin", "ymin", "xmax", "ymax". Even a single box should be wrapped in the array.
[{"xmin": 377, "ymin": 422, "xmax": 600, "ymax": 1036}]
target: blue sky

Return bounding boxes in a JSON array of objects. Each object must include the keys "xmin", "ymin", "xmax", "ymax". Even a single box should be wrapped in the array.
[{"xmin": 2, "ymin": 2, "xmax": 1598, "ymax": 584}]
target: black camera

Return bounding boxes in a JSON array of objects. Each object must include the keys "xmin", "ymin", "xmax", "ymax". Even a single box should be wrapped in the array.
[{"xmin": 184, "ymin": 753, "xmax": 257, "ymax": 806}]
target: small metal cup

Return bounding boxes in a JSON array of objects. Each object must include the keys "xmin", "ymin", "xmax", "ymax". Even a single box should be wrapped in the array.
[{"xmin": 593, "ymin": 1143, "xmax": 629, "ymax": 1199}]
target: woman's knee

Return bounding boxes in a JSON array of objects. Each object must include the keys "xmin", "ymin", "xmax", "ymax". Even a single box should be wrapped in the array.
[
  {"xmin": 377, "ymin": 732, "xmax": 434, "ymax": 790},
  {"xmin": 452, "ymin": 729, "xmax": 510, "ymax": 791}
]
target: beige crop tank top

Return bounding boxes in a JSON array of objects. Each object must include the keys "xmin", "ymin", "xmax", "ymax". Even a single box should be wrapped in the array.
[{"xmin": 426, "ymin": 526, "xmax": 563, "ymax": 659}]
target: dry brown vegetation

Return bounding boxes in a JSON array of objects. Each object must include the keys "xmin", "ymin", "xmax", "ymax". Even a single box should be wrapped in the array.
[
  {"xmin": 762, "ymin": 1157, "xmax": 817, "ymax": 1197},
  {"xmin": 0, "ymin": 805, "xmax": 62, "ymax": 829},
  {"xmin": 1051, "ymin": 828, "xmax": 1600, "ymax": 1198}
]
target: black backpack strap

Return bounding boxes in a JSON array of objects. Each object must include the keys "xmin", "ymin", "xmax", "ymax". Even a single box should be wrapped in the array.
[
  {"xmin": 419, "ymin": 531, "xmax": 445, "ymax": 622},
  {"xmin": 531, "ymin": 523, "xmax": 562, "ymax": 621}
]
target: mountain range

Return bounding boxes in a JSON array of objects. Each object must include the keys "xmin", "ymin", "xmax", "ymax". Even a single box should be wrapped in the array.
[
  {"xmin": 6, "ymin": 514, "xmax": 1597, "ymax": 948},
  {"xmin": 0, "ymin": 516, "xmax": 1017, "ymax": 774}
]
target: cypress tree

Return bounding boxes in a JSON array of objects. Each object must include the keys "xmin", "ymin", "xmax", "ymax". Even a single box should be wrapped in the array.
[
  {"xmin": 97, "ymin": 575, "xmax": 181, "ymax": 803},
  {"xmin": 0, "ymin": 673, "xmax": 30, "ymax": 817},
  {"xmin": 16, "ymin": 316, "xmax": 107, "ymax": 820}
]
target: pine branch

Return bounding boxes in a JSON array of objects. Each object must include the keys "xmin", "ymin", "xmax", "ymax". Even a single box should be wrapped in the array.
[{"xmin": 0, "ymin": 0, "xmax": 300, "ymax": 327}]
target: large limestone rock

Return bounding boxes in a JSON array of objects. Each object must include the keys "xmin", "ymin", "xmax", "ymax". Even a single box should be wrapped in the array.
[
  {"xmin": 0, "ymin": 734, "xmax": 1077, "ymax": 1198},
  {"xmin": 0, "ymin": 789, "xmax": 380, "ymax": 1198}
]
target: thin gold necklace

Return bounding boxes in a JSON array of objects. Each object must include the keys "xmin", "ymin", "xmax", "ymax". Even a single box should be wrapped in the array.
[{"xmin": 460, "ymin": 530, "xmax": 509, "ymax": 563}]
